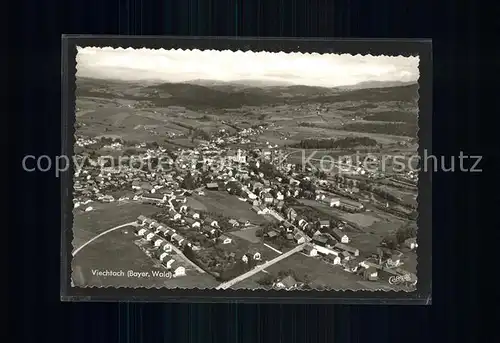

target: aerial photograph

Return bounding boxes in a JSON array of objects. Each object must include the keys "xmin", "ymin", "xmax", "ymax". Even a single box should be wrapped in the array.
[{"xmin": 71, "ymin": 47, "xmax": 420, "ymax": 291}]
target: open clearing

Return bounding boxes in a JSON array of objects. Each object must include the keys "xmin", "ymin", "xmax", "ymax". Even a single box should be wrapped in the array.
[
  {"xmin": 339, "ymin": 213, "xmax": 381, "ymax": 228},
  {"xmin": 72, "ymin": 228, "xmax": 218, "ymax": 288},
  {"xmin": 72, "ymin": 201, "xmax": 160, "ymax": 249},
  {"xmin": 228, "ymin": 226, "xmax": 262, "ymax": 243}
]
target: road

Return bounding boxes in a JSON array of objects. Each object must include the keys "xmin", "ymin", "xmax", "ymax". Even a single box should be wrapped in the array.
[
  {"xmin": 215, "ymin": 243, "xmax": 306, "ymax": 290},
  {"xmin": 167, "ymin": 241, "xmax": 205, "ymax": 274},
  {"xmin": 72, "ymin": 221, "xmax": 138, "ymax": 256}
]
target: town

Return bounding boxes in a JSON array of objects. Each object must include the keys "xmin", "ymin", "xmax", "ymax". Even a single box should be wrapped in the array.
[{"xmin": 72, "ymin": 120, "xmax": 419, "ymax": 291}]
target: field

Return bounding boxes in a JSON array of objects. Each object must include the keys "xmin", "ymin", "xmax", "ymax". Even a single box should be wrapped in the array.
[
  {"xmin": 189, "ymin": 191, "xmax": 270, "ymax": 224},
  {"xmin": 297, "ymin": 199, "xmax": 377, "ymax": 232},
  {"xmin": 72, "ymin": 228, "xmax": 219, "ymax": 288},
  {"xmin": 76, "ymin": 79, "xmax": 419, "ymax": 150},
  {"xmin": 72, "ymin": 201, "xmax": 160, "ymax": 250}
]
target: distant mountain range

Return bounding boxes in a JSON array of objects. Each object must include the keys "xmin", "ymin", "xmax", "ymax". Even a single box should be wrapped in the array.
[
  {"xmin": 183, "ymin": 78, "xmax": 416, "ymax": 91},
  {"xmin": 338, "ymin": 80, "xmax": 417, "ymax": 90}
]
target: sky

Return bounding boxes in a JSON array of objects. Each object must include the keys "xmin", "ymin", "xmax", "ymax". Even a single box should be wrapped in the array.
[{"xmin": 76, "ymin": 47, "xmax": 419, "ymax": 88}]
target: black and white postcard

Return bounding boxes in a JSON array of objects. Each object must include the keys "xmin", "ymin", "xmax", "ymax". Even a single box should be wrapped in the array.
[{"xmin": 61, "ymin": 37, "xmax": 432, "ymax": 301}]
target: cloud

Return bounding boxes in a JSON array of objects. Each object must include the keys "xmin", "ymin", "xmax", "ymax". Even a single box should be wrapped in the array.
[{"xmin": 76, "ymin": 47, "xmax": 419, "ymax": 88}]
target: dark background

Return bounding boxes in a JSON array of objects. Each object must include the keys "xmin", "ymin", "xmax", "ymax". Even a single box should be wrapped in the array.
[{"xmin": 11, "ymin": 0, "xmax": 483, "ymax": 342}]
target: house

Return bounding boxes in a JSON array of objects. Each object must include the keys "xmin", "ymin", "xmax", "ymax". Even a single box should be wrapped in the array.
[
  {"xmin": 145, "ymin": 232, "xmax": 155, "ymax": 241},
  {"xmin": 172, "ymin": 234, "xmax": 185, "ymax": 247},
  {"xmin": 252, "ymin": 205, "xmax": 268, "ymax": 215},
  {"xmin": 176, "ymin": 197, "xmax": 187, "ymax": 204},
  {"xmin": 359, "ymin": 260, "xmax": 381, "ymax": 270},
  {"xmin": 172, "ymin": 213, "xmax": 182, "ymax": 221},
  {"xmin": 206, "ymin": 182, "xmax": 219, "ymax": 190},
  {"xmin": 201, "ymin": 225, "xmax": 217, "ymax": 237},
  {"xmin": 286, "ymin": 208, "xmax": 298, "ymax": 221},
  {"xmin": 136, "ymin": 228, "xmax": 148, "ymax": 236},
  {"xmin": 189, "ymin": 211, "xmax": 200, "ymax": 220},
  {"xmin": 325, "ymin": 197, "xmax": 340, "ymax": 207},
  {"xmin": 312, "ymin": 235, "xmax": 328, "ymax": 246},
  {"xmin": 266, "ymin": 230, "xmax": 278, "ymax": 238},
  {"xmin": 228, "ymin": 219, "xmax": 239, "ymax": 227},
  {"xmin": 137, "ymin": 215, "xmax": 147, "ymax": 224},
  {"xmin": 156, "ymin": 251, "xmax": 169, "ymax": 262},
  {"xmin": 326, "ymin": 254, "xmax": 342, "ymax": 265},
  {"xmin": 218, "ymin": 235, "xmax": 232, "ymax": 244},
  {"xmin": 340, "ymin": 251, "xmax": 351, "ymax": 260},
  {"xmin": 275, "ymin": 275, "xmax": 298, "ymax": 290},
  {"xmin": 294, "ymin": 233, "xmax": 306, "ymax": 244},
  {"xmin": 334, "ymin": 243, "xmax": 359, "ymax": 256},
  {"xmin": 297, "ymin": 218, "xmax": 307, "ymax": 228},
  {"xmin": 153, "ymin": 238, "xmax": 165, "ymax": 247},
  {"xmin": 247, "ymin": 249, "xmax": 261, "ymax": 261},
  {"xmin": 164, "ymin": 259, "xmax": 186, "ymax": 277},
  {"xmin": 204, "ymin": 217, "xmax": 219, "ymax": 227},
  {"xmin": 276, "ymin": 200, "xmax": 285, "ymax": 210},
  {"xmin": 363, "ymin": 267, "xmax": 379, "ymax": 281},
  {"xmin": 170, "ymin": 233, "xmax": 181, "ymax": 243},
  {"xmin": 303, "ymin": 244, "xmax": 318, "ymax": 257},
  {"xmin": 160, "ymin": 228, "xmax": 174, "ymax": 239},
  {"xmin": 246, "ymin": 191, "xmax": 258, "ymax": 200},
  {"xmin": 276, "ymin": 191, "xmax": 284, "ymax": 201},
  {"xmin": 179, "ymin": 205, "xmax": 188, "ymax": 212},
  {"xmin": 404, "ymin": 237, "xmax": 418, "ymax": 250},
  {"xmin": 331, "ymin": 229, "xmax": 350, "ymax": 244},
  {"xmin": 163, "ymin": 243, "xmax": 173, "ymax": 252},
  {"xmin": 262, "ymin": 192, "xmax": 274, "ymax": 204},
  {"xmin": 318, "ymin": 220, "xmax": 330, "ymax": 229}
]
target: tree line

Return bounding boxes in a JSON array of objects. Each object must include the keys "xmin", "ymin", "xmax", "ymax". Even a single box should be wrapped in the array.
[{"xmin": 340, "ymin": 122, "xmax": 418, "ymax": 137}]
